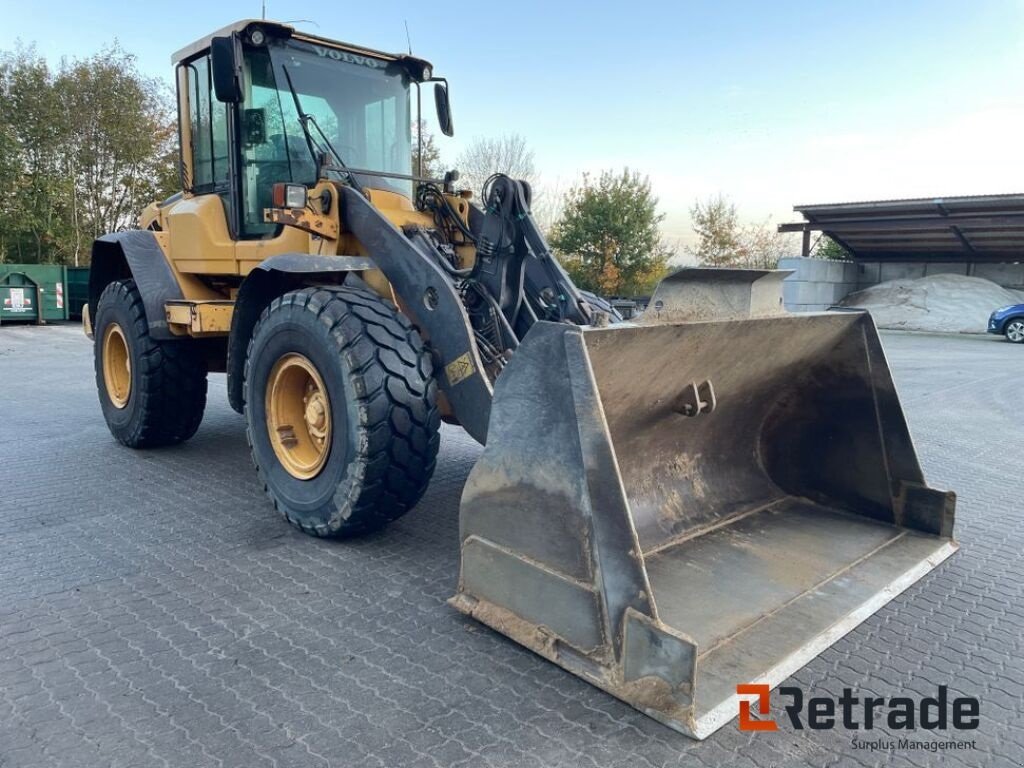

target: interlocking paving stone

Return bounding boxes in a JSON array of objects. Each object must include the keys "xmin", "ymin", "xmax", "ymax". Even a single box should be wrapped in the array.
[{"xmin": 0, "ymin": 324, "xmax": 1020, "ymax": 767}]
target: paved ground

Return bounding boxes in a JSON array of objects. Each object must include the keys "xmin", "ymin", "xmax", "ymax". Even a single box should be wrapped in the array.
[{"xmin": 0, "ymin": 324, "xmax": 1021, "ymax": 768}]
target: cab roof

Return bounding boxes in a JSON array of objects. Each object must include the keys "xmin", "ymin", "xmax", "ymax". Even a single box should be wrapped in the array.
[{"xmin": 171, "ymin": 19, "xmax": 421, "ymax": 68}]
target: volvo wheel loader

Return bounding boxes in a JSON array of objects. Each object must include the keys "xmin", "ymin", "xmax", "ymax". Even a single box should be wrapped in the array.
[{"xmin": 85, "ymin": 20, "xmax": 958, "ymax": 739}]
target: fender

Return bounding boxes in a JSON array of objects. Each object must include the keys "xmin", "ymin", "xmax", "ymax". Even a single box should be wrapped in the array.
[
  {"xmin": 225, "ymin": 253, "xmax": 375, "ymax": 414},
  {"xmin": 89, "ymin": 231, "xmax": 183, "ymax": 340}
]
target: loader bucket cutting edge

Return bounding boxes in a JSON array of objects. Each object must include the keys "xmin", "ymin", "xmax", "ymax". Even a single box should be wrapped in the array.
[{"xmin": 451, "ymin": 309, "xmax": 956, "ymax": 739}]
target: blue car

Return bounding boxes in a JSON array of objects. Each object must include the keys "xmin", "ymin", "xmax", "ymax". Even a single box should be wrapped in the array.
[{"xmin": 988, "ymin": 304, "xmax": 1024, "ymax": 343}]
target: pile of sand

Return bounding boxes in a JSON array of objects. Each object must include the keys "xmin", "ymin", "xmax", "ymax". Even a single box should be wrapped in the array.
[{"xmin": 840, "ymin": 274, "xmax": 1024, "ymax": 334}]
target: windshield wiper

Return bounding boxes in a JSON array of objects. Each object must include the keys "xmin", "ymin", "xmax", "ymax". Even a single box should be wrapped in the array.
[{"xmin": 280, "ymin": 64, "xmax": 363, "ymax": 193}]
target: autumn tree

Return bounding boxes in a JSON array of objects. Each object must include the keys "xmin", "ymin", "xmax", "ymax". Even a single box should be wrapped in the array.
[
  {"xmin": 550, "ymin": 168, "xmax": 673, "ymax": 297},
  {"xmin": 455, "ymin": 133, "xmax": 536, "ymax": 197}
]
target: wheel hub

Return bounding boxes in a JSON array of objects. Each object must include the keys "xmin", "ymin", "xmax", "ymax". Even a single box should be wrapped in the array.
[
  {"xmin": 266, "ymin": 353, "xmax": 332, "ymax": 480},
  {"xmin": 102, "ymin": 322, "xmax": 131, "ymax": 409}
]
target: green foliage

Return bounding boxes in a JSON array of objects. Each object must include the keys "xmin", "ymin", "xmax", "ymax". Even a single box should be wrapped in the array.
[
  {"xmin": 0, "ymin": 43, "xmax": 177, "ymax": 265},
  {"xmin": 0, "ymin": 48, "xmax": 68, "ymax": 263},
  {"xmin": 550, "ymin": 168, "xmax": 673, "ymax": 297},
  {"xmin": 814, "ymin": 235, "xmax": 851, "ymax": 261}
]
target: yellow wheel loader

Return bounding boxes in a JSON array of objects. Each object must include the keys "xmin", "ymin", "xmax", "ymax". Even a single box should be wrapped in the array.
[{"xmin": 85, "ymin": 20, "xmax": 957, "ymax": 739}]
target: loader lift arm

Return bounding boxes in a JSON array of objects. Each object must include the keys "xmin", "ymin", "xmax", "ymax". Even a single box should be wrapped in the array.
[
  {"xmin": 412, "ymin": 174, "xmax": 599, "ymax": 373},
  {"xmin": 467, "ymin": 174, "xmax": 593, "ymax": 332},
  {"xmin": 338, "ymin": 172, "xmax": 602, "ymax": 444}
]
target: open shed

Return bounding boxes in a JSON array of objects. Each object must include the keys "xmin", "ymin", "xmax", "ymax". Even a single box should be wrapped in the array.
[
  {"xmin": 778, "ymin": 194, "xmax": 1024, "ymax": 311},
  {"xmin": 780, "ymin": 193, "xmax": 1024, "ymax": 263}
]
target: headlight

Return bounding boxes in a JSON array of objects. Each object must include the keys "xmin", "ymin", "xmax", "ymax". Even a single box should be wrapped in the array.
[{"xmin": 995, "ymin": 305, "xmax": 1015, "ymax": 313}]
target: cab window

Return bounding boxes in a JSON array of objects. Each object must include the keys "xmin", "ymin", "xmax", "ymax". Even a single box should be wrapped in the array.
[{"xmin": 186, "ymin": 56, "xmax": 230, "ymax": 192}]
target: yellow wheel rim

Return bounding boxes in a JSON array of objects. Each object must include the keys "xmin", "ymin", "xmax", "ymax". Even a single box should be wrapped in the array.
[
  {"xmin": 102, "ymin": 322, "xmax": 131, "ymax": 409},
  {"xmin": 266, "ymin": 353, "xmax": 332, "ymax": 480}
]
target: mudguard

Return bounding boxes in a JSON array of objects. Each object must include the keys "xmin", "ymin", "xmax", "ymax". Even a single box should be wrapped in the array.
[
  {"xmin": 226, "ymin": 253, "xmax": 377, "ymax": 414},
  {"xmin": 89, "ymin": 231, "xmax": 183, "ymax": 340}
]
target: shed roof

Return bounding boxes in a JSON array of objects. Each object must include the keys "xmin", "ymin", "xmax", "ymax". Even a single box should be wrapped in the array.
[{"xmin": 780, "ymin": 194, "xmax": 1024, "ymax": 262}]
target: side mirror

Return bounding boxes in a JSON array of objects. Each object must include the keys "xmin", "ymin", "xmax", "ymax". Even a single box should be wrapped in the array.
[
  {"xmin": 434, "ymin": 81, "xmax": 454, "ymax": 137},
  {"xmin": 210, "ymin": 36, "xmax": 242, "ymax": 103}
]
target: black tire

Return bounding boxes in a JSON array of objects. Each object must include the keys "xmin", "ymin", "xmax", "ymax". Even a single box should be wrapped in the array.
[
  {"xmin": 94, "ymin": 279, "xmax": 208, "ymax": 447},
  {"xmin": 1004, "ymin": 318, "xmax": 1024, "ymax": 343},
  {"xmin": 244, "ymin": 284, "xmax": 441, "ymax": 537}
]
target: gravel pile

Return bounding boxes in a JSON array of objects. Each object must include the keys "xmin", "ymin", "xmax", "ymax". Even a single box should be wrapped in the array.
[{"xmin": 840, "ymin": 274, "xmax": 1024, "ymax": 334}]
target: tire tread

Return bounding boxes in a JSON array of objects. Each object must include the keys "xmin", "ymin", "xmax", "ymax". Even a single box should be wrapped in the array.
[
  {"xmin": 244, "ymin": 283, "xmax": 440, "ymax": 537},
  {"xmin": 95, "ymin": 279, "xmax": 207, "ymax": 448}
]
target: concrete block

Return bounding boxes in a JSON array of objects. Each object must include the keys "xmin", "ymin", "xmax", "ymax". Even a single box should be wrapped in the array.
[
  {"xmin": 778, "ymin": 257, "xmax": 803, "ymax": 278},
  {"xmin": 925, "ymin": 262, "xmax": 969, "ymax": 277},
  {"xmin": 826, "ymin": 261, "xmax": 847, "ymax": 283},
  {"xmin": 816, "ymin": 282, "xmax": 838, "ymax": 304},
  {"xmin": 974, "ymin": 262, "xmax": 1024, "ymax": 289},
  {"xmin": 879, "ymin": 262, "xmax": 926, "ymax": 282},
  {"xmin": 857, "ymin": 262, "xmax": 881, "ymax": 286},
  {"xmin": 830, "ymin": 282, "xmax": 857, "ymax": 304},
  {"xmin": 779, "ymin": 257, "xmax": 830, "ymax": 282},
  {"xmin": 791, "ymin": 282, "xmax": 823, "ymax": 305}
]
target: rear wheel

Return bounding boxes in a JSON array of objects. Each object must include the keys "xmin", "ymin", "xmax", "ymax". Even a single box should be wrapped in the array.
[
  {"xmin": 244, "ymin": 284, "xmax": 440, "ymax": 537},
  {"xmin": 93, "ymin": 279, "xmax": 208, "ymax": 447},
  {"xmin": 1005, "ymin": 318, "xmax": 1024, "ymax": 343}
]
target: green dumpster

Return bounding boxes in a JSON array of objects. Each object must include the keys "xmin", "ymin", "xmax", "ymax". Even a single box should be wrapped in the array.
[
  {"xmin": 67, "ymin": 266, "xmax": 89, "ymax": 319},
  {"xmin": 0, "ymin": 264, "xmax": 70, "ymax": 324}
]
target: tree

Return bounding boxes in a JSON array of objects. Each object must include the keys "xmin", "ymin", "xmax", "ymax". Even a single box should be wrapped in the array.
[
  {"xmin": 687, "ymin": 194, "xmax": 739, "ymax": 267},
  {"xmin": 0, "ymin": 43, "xmax": 177, "ymax": 265},
  {"xmin": 550, "ymin": 168, "xmax": 673, "ymax": 297},
  {"xmin": 814, "ymin": 235, "xmax": 851, "ymax": 261},
  {"xmin": 687, "ymin": 195, "xmax": 798, "ymax": 269},
  {"xmin": 455, "ymin": 133, "xmax": 536, "ymax": 197},
  {"xmin": 411, "ymin": 120, "xmax": 444, "ymax": 179},
  {"xmin": 0, "ymin": 47, "xmax": 70, "ymax": 263},
  {"xmin": 735, "ymin": 219, "xmax": 797, "ymax": 269},
  {"xmin": 55, "ymin": 45, "xmax": 177, "ymax": 264}
]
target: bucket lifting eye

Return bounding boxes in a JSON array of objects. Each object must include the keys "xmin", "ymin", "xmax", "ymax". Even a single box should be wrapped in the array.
[{"xmin": 673, "ymin": 379, "xmax": 716, "ymax": 417}]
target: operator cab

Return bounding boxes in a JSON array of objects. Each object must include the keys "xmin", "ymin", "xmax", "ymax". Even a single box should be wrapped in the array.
[{"xmin": 171, "ymin": 20, "xmax": 451, "ymax": 240}]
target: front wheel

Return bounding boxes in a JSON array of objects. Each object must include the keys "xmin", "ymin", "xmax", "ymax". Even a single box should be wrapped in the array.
[
  {"xmin": 1004, "ymin": 318, "xmax": 1024, "ymax": 343},
  {"xmin": 244, "ymin": 284, "xmax": 441, "ymax": 537}
]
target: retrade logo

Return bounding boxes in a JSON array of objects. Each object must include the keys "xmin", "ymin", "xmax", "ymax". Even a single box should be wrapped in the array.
[
  {"xmin": 737, "ymin": 684, "xmax": 778, "ymax": 731},
  {"xmin": 736, "ymin": 684, "xmax": 980, "ymax": 735}
]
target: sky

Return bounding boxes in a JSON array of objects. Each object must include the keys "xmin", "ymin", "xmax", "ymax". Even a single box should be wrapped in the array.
[{"xmin": 2, "ymin": 0, "xmax": 1022, "ymax": 250}]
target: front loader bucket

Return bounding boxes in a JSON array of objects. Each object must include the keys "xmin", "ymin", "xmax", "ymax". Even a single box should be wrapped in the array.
[{"xmin": 452, "ymin": 294, "xmax": 956, "ymax": 739}]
